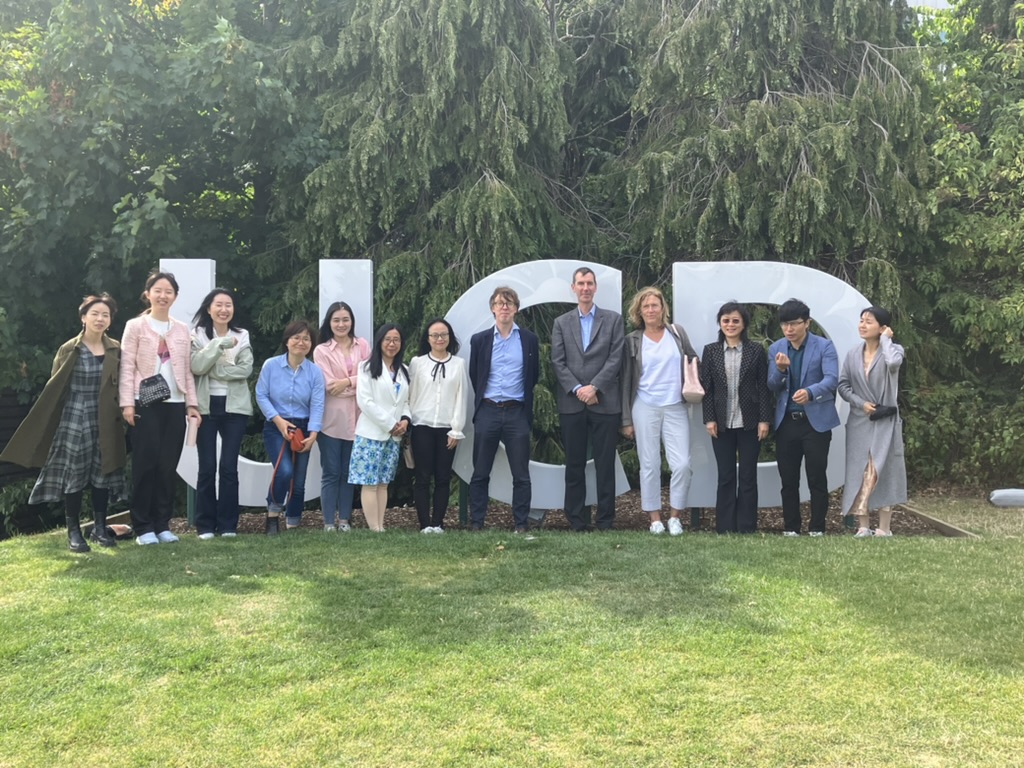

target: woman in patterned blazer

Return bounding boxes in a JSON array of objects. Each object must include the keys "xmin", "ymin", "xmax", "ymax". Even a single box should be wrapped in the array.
[{"xmin": 699, "ymin": 301, "xmax": 773, "ymax": 533}]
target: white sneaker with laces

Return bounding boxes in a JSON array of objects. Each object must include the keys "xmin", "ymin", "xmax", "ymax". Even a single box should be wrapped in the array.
[
  {"xmin": 421, "ymin": 527, "xmax": 435, "ymax": 534},
  {"xmin": 156, "ymin": 531, "xmax": 179, "ymax": 544},
  {"xmin": 197, "ymin": 532, "xmax": 215, "ymax": 541},
  {"xmin": 782, "ymin": 531, "xmax": 800, "ymax": 537},
  {"xmin": 873, "ymin": 529, "xmax": 893, "ymax": 538},
  {"xmin": 220, "ymin": 532, "xmax": 237, "ymax": 538},
  {"xmin": 136, "ymin": 532, "xmax": 159, "ymax": 546},
  {"xmin": 667, "ymin": 518, "xmax": 684, "ymax": 536},
  {"xmin": 853, "ymin": 527, "xmax": 873, "ymax": 538},
  {"xmin": 808, "ymin": 531, "xmax": 824, "ymax": 537},
  {"xmin": 649, "ymin": 521, "xmax": 666, "ymax": 534},
  {"xmin": 324, "ymin": 524, "xmax": 337, "ymax": 532},
  {"xmin": 338, "ymin": 521, "xmax": 351, "ymax": 532}
]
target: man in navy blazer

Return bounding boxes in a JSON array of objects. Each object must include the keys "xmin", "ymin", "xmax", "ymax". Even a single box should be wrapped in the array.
[
  {"xmin": 550, "ymin": 267, "xmax": 624, "ymax": 531},
  {"xmin": 767, "ymin": 298, "xmax": 840, "ymax": 536},
  {"xmin": 468, "ymin": 286, "xmax": 540, "ymax": 532}
]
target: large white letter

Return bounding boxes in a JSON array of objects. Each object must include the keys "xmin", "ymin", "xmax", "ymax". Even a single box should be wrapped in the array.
[
  {"xmin": 672, "ymin": 261, "xmax": 869, "ymax": 507},
  {"xmin": 446, "ymin": 260, "xmax": 630, "ymax": 510}
]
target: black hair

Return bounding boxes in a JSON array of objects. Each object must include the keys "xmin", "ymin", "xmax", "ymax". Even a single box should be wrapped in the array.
[
  {"xmin": 317, "ymin": 302, "xmax": 357, "ymax": 346},
  {"xmin": 80, "ymin": 293, "xmax": 118, "ymax": 318},
  {"xmin": 192, "ymin": 288, "xmax": 242, "ymax": 337},
  {"xmin": 367, "ymin": 323, "xmax": 409, "ymax": 382},
  {"xmin": 716, "ymin": 301, "xmax": 750, "ymax": 343},
  {"xmin": 417, "ymin": 317, "xmax": 460, "ymax": 356},
  {"xmin": 280, "ymin": 320, "xmax": 316, "ymax": 353},
  {"xmin": 139, "ymin": 270, "xmax": 179, "ymax": 315},
  {"xmin": 778, "ymin": 298, "xmax": 810, "ymax": 323},
  {"xmin": 861, "ymin": 306, "xmax": 892, "ymax": 327}
]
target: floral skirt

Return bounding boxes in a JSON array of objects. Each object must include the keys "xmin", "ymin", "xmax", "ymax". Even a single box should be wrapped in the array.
[{"xmin": 348, "ymin": 436, "xmax": 400, "ymax": 486}]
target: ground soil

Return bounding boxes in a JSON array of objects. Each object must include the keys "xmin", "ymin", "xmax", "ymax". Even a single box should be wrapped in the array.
[{"xmin": 171, "ymin": 489, "xmax": 936, "ymax": 536}]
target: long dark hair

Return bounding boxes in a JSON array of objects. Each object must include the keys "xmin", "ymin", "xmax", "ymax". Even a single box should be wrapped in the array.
[
  {"xmin": 716, "ymin": 301, "xmax": 751, "ymax": 343},
  {"xmin": 367, "ymin": 323, "xmax": 409, "ymax": 382},
  {"xmin": 192, "ymin": 288, "xmax": 242, "ymax": 337},
  {"xmin": 317, "ymin": 302, "xmax": 357, "ymax": 346},
  {"xmin": 417, "ymin": 317, "xmax": 460, "ymax": 356}
]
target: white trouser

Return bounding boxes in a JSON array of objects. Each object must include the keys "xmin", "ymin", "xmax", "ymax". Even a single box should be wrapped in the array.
[{"xmin": 632, "ymin": 397, "xmax": 692, "ymax": 512}]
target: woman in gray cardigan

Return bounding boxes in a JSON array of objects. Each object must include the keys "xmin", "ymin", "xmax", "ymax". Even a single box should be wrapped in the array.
[
  {"xmin": 837, "ymin": 306, "xmax": 907, "ymax": 537},
  {"xmin": 191, "ymin": 289, "xmax": 254, "ymax": 538}
]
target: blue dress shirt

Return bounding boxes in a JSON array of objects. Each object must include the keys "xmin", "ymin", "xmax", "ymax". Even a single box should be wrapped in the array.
[{"xmin": 256, "ymin": 354, "xmax": 326, "ymax": 433}]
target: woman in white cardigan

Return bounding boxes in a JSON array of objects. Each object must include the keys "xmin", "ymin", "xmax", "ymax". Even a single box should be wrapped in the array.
[
  {"xmin": 349, "ymin": 324, "xmax": 411, "ymax": 531},
  {"xmin": 408, "ymin": 318, "xmax": 467, "ymax": 532},
  {"xmin": 119, "ymin": 271, "xmax": 200, "ymax": 545}
]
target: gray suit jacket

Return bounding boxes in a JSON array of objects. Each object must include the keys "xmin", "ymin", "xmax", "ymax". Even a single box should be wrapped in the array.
[{"xmin": 550, "ymin": 306, "xmax": 625, "ymax": 415}]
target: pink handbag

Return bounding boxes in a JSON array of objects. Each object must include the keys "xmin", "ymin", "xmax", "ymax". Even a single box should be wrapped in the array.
[{"xmin": 682, "ymin": 355, "xmax": 704, "ymax": 404}]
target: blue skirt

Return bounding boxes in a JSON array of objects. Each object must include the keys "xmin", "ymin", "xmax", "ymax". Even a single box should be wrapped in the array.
[{"xmin": 348, "ymin": 436, "xmax": 400, "ymax": 485}]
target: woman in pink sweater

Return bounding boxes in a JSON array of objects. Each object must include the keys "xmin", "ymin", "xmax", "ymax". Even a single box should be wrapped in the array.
[{"xmin": 119, "ymin": 271, "xmax": 200, "ymax": 545}]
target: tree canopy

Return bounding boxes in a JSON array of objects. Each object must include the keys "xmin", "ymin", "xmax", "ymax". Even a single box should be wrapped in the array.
[{"xmin": 2, "ymin": 0, "xmax": 1022, "ymax": 484}]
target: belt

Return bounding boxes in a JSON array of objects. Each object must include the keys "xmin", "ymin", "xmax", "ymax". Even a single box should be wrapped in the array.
[
  {"xmin": 787, "ymin": 411, "xmax": 806, "ymax": 420},
  {"xmin": 483, "ymin": 398, "xmax": 523, "ymax": 408}
]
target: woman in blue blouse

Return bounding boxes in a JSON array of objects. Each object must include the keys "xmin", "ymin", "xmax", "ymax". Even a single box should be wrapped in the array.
[{"xmin": 255, "ymin": 320, "xmax": 325, "ymax": 535}]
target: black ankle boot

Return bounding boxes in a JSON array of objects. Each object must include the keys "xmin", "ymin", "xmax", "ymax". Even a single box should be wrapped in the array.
[
  {"xmin": 67, "ymin": 517, "xmax": 91, "ymax": 553},
  {"xmin": 265, "ymin": 515, "xmax": 280, "ymax": 536},
  {"xmin": 89, "ymin": 515, "xmax": 117, "ymax": 547}
]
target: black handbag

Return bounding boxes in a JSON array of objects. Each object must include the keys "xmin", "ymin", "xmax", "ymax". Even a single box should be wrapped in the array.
[
  {"xmin": 138, "ymin": 374, "xmax": 171, "ymax": 407},
  {"xmin": 869, "ymin": 404, "xmax": 898, "ymax": 421}
]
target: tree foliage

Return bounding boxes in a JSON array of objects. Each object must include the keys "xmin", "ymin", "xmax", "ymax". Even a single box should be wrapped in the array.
[{"xmin": 1, "ymin": 0, "xmax": 1022, "ymax": 485}]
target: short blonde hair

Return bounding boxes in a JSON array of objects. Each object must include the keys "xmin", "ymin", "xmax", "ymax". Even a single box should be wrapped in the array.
[{"xmin": 627, "ymin": 287, "xmax": 670, "ymax": 329}]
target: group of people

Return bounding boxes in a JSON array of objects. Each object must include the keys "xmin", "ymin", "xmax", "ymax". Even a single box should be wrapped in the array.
[
  {"xmin": 469, "ymin": 268, "xmax": 906, "ymax": 538},
  {"xmin": 1, "ymin": 266, "xmax": 907, "ymax": 552}
]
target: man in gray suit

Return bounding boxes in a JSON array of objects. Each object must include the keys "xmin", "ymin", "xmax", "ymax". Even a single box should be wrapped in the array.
[{"xmin": 551, "ymin": 267, "xmax": 625, "ymax": 531}]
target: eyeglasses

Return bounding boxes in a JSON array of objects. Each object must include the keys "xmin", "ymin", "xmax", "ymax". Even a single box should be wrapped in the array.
[
  {"xmin": 720, "ymin": 319, "xmax": 742, "ymax": 325},
  {"xmin": 382, "ymin": 337, "xmax": 402, "ymax": 345},
  {"xmin": 780, "ymin": 320, "xmax": 807, "ymax": 330},
  {"xmin": 290, "ymin": 336, "xmax": 312, "ymax": 344},
  {"xmin": 492, "ymin": 301, "xmax": 514, "ymax": 309},
  {"xmin": 428, "ymin": 333, "xmax": 449, "ymax": 340}
]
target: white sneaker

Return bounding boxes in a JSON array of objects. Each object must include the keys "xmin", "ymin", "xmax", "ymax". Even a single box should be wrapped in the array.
[
  {"xmin": 220, "ymin": 532, "xmax": 237, "ymax": 538},
  {"xmin": 156, "ymin": 531, "xmax": 179, "ymax": 543},
  {"xmin": 808, "ymin": 531, "xmax": 824, "ymax": 538},
  {"xmin": 324, "ymin": 524, "xmax": 337, "ymax": 532},
  {"xmin": 434, "ymin": 527, "xmax": 445, "ymax": 534},
  {"xmin": 338, "ymin": 521, "xmax": 351, "ymax": 532},
  {"xmin": 853, "ymin": 527, "xmax": 873, "ymax": 538},
  {"xmin": 667, "ymin": 518, "xmax": 684, "ymax": 536},
  {"xmin": 649, "ymin": 521, "xmax": 666, "ymax": 534},
  {"xmin": 782, "ymin": 531, "xmax": 800, "ymax": 537},
  {"xmin": 136, "ymin": 532, "xmax": 159, "ymax": 546},
  {"xmin": 197, "ymin": 532, "xmax": 215, "ymax": 541},
  {"xmin": 874, "ymin": 529, "xmax": 893, "ymax": 538}
]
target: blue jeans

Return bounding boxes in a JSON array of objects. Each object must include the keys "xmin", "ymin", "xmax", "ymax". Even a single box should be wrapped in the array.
[
  {"xmin": 318, "ymin": 433, "xmax": 355, "ymax": 526},
  {"xmin": 196, "ymin": 396, "xmax": 248, "ymax": 535},
  {"xmin": 263, "ymin": 417, "xmax": 311, "ymax": 526},
  {"xmin": 469, "ymin": 402, "xmax": 531, "ymax": 529}
]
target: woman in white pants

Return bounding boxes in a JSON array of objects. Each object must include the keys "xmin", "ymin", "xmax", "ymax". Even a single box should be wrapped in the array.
[{"xmin": 621, "ymin": 287, "xmax": 699, "ymax": 535}]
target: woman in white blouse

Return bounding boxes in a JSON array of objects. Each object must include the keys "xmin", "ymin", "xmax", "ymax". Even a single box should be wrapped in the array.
[
  {"xmin": 349, "ymin": 324, "xmax": 411, "ymax": 531},
  {"xmin": 408, "ymin": 318, "xmax": 467, "ymax": 532},
  {"xmin": 620, "ymin": 287, "xmax": 699, "ymax": 535}
]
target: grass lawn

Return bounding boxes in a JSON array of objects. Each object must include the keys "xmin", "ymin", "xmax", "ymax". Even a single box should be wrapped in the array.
[
  {"xmin": 908, "ymin": 490, "xmax": 1024, "ymax": 538},
  {"xmin": 2, "ymin": 520, "xmax": 1023, "ymax": 767}
]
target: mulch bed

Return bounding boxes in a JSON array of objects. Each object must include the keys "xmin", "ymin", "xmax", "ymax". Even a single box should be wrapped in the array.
[{"xmin": 170, "ymin": 489, "xmax": 936, "ymax": 536}]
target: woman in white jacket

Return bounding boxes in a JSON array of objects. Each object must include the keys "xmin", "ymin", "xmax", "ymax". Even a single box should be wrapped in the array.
[
  {"xmin": 348, "ymin": 324, "xmax": 411, "ymax": 531},
  {"xmin": 191, "ymin": 288, "xmax": 253, "ymax": 539}
]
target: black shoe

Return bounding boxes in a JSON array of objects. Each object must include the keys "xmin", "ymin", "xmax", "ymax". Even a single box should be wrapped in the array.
[
  {"xmin": 469, "ymin": 524, "xmax": 483, "ymax": 532},
  {"xmin": 89, "ymin": 527, "xmax": 117, "ymax": 547},
  {"xmin": 68, "ymin": 529, "xmax": 91, "ymax": 553},
  {"xmin": 266, "ymin": 516, "xmax": 280, "ymax": 536},
  {"xmin": 514, "ymin": 526, "xmax": 528, "ymax": 534}
]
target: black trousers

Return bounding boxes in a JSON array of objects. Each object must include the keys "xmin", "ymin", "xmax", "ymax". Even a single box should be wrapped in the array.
[
  {"xmin": 559, "ymin": 409, "xmax": 619, "ymax": 531},
  {"xmin": 775, "ymin": 414, "xmax": 832, "ymax": 533},
  {"xmin": 130, "ymin": 401, "xmax": 186, "ymax": 535},
  {"xmin": 411, "ymin": 424, "xmax": 456, "ymax": 529},
  {"xmin": 712, "ymin": 427, "xmax": 761, "ymax": 533}
]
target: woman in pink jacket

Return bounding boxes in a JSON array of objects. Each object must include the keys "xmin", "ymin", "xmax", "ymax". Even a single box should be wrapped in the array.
[{"xmin": 119, "ymin": 271, "xmax": 200, "ymax": 545}]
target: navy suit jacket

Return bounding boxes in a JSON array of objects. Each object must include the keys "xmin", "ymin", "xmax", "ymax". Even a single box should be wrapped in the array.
[
  {"xmin": 767, "ymin": 332, "xmax": 840, "ymax": 432},
  {"xmin": 469, "ymin": 325, "xmax": 540, "ymax": 426}
]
